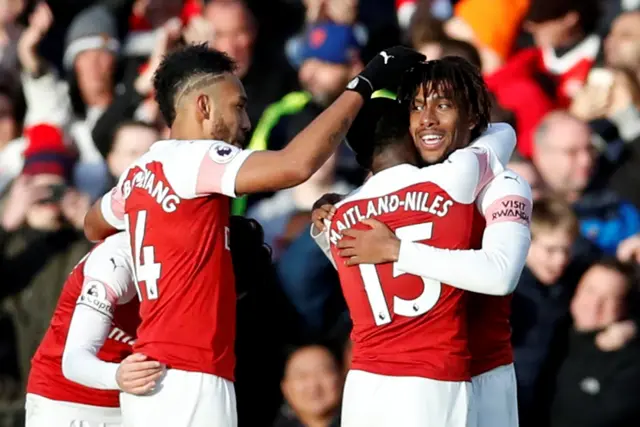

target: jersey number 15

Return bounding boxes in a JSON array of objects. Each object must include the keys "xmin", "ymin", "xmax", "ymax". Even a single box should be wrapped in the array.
[
  {"xmin": 125, "ymin": 210, "xmax": 161, "ymax": 301},
  {"xmin": 359, "ymin": 223, "xmax": 441, "ymax": 326}
]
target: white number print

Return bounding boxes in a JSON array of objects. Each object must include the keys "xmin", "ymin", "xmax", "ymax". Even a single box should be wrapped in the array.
[
  {"xmin": 125, "ymin": 211, "xmax": 162, "ymax": 301},
  {"xmin": 359, "ymin": 223, "xmax": 441, "ymax": 326}
]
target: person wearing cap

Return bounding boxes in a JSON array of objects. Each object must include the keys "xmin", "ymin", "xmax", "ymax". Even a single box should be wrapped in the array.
[
  {"xmin": 0, "ymin": 124, "xmax": 93, "ymax": 395},
  {"xmin": 232, "ymin": 22, "xmax": 366, "ymax": 216},
  {"xmin": 17, "ymin": 3, "xmax": 116, "ymax": 198}
]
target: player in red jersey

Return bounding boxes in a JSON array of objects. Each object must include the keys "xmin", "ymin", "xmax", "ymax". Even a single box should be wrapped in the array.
[
  {"xmin": 317, "ymin": 60, "xmax": 532, "ymax": 427},
  {"xmin": 312, "ymin": 74, "xmax": 516, "ymax": 425},
  {"xmin": 25, "ymin": 232, "xmax": 158, "ymax": 426},
  {"xmin": 81, "ymin": 44, "xmax": 425, "ymax": 427}
]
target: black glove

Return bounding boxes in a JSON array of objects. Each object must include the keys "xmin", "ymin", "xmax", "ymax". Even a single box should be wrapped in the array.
[{"xmin": 346, "ymin": 46, "xmax": 426, "ymax": 99}]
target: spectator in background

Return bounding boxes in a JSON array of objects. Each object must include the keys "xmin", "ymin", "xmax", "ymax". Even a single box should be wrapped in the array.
[
  {"xmin": 17, "ymin": 3, "xmax": 117, "ymax": 198},
  {"xmin": 604, "ymin": 9, "xmax": 640, "ymax": 84},
  {"xmin": 511, "ymin": 198, "xmax": 581, "ymax": 426},
  {"xmin": 0, "ymin": 0, "xmax": 25, "ymax": 79},
  {"xmin": 237, "ymin": 21, "xmax": 363, "ymax": 214},
  {"xmin": 548, "ymin": 259, "xmax": 640, "ymax": 427},
  {"xmin": 445, "ymin": 0, "xmax": 530, "ymax": 74},
  {"xmin": 406, "ymin": 2, "xmax": 447, "ymax": 59},
  {"xmin": 508, "ymin": 153, "xmax": 547, "ymax": 201},
  {"xmin": 205, "ymin": 0, "xmax": 298, "ymax": 142},
  {"xmin": 105, "ymin": 121, "xmax": 158, "ymax": 186},
  {"xmin": 0, "ymin": 124, "xmax": 91, "ymax": 390},
  {"xmin": 533, "ymin": 110, "xmax": 640, "ymax": 254},
  {"xmin": 0, "ymin": 79, "xmax": 25, "ymax": 194},
  {"xmin": 519, "ymin": 0, "xmax": 601, "ymax": 106},
  {"xmin": 275, "ymin": 344, "xmax": 342, "ymax": 427}
]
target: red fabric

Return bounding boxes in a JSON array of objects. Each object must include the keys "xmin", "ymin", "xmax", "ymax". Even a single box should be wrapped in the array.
[
  {"xmin": 485, "ymin": 57, "xmax": 555, "ymax": 158},
  {"xmin": 23, "ymin": 124, "xmax": 68, "ymax": 156},
  {"xmin": 181, "ymin": 0, "xmax": 202, "ymax": 25},
  {"xmin": 27, "ymin": 244, "xmax": 140, "ymax": 408},
  {"xmin": 331, "ymin": 181, "xmax": 477, "ymax": 382},
  {"xmin": 395, "ymin": 0, "xmax": 415, "ymax": 9}
]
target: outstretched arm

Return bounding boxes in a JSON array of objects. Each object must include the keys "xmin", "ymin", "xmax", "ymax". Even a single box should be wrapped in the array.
[
  {"xmin": 233, "ymin": 46, "xmax": 425, "ymax": 195},
  {"xmin": 338, "ymin": 170, "xmax": 532, "ymax": 295}
]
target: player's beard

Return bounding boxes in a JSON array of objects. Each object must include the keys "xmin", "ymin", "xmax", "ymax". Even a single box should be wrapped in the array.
[{"xmin": 211, "ymin": 114, "xmax": 234, "ymax": 145}]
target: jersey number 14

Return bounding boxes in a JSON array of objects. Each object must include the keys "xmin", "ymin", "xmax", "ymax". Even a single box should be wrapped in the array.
[
  {"xmin": 125, "ymin": 210, "xmax": 162, "ymax": 301},
  {"xmin": 359, "ymin": 223, "xmax": 442, "ymax": 326}
]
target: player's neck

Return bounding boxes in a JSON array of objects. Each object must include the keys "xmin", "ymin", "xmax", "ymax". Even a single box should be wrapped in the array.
[
  {"xmin": 170, "ymin": 118, "xmax": 204, "ymax": 141},
  {"xmin": 370, "ymin": 150, "xmax": 414, "ymax": 175}
]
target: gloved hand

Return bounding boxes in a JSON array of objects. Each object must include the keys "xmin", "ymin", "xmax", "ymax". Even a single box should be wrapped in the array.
[{"xmin": 346, "ymin": 46, "xmax": 426, "ymax": 99}]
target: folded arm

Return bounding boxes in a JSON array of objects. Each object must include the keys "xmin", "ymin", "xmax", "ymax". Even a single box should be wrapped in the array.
[
  {"xmin": 395, "ymin": 170, "xmax": 532, "ymax": 295},
  {"xmin": 62, "ymin": 304, "xmax": 120, "ymax": 389}
]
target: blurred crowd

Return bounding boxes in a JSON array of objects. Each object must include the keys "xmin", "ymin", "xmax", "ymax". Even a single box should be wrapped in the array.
[{"xmin": 0, "ymin": 0, "xmax": 639, "ymax": 426}]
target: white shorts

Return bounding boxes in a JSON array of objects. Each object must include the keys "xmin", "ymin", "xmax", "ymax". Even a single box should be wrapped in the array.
[
  {"xmin": 341, "ymin": 369, "xmax": 471, "ymax": 427},
  {"xmin": 25, "ymin": 393, "xmax": 122, "ymax": 427},
  {"xmin": 120, "ymin": 368, "xmax": 236, "ymax": 427},
  {"xmin": 470, "ymin": 364, "xmax": 518, "ymax": 427}
]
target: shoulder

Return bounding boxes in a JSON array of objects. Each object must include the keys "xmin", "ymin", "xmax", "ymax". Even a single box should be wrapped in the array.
[
  {"xmin": 84, "ymin": 233, "xmax": 132, "ymax": 278},
  {"xmin": 483, "ymin": 170, "xmax": 533, "ymax": 200}
]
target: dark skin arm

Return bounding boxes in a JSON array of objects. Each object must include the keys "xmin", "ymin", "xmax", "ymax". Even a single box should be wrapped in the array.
[
  {"xmin": 234, "ymin": 91, "xmax": 364, "ymax": 195},
  {"xmin": 84, "ymin": 93, "xmax": 364, "ymax": 242},
  {"xmin": 83, "ymin": 200, "xmax": 116, "ymax": 242},
  {"xmin": 336, "ymin": 218, "xmax": 401, "ymax": 266}
]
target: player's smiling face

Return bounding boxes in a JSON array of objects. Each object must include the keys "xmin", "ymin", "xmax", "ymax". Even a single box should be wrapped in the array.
[{"xmin": 408, "ymin": 82, "xmax": 470, "ymax": 166}]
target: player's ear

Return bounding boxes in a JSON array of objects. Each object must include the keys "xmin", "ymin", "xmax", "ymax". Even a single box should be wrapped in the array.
[
  {"xmin": 468, "ymin": 114, "xmax": 478, "ymax": 131},
  {"xmin": 196, "ymin": 94, "xmax": 212, "ymax": 121}
]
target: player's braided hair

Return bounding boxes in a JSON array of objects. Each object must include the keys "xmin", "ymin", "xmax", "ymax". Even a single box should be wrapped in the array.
[
  {"xmin": 229, "ymin": 216, "xmax": 273, "ymax": 297},
  {"xmin": 398, "ymin": 56, "xmax": 492, "ymax": 141}
]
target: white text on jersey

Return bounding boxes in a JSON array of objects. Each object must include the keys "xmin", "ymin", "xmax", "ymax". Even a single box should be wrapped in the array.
[
  {"xmin": 108, "ymin": 326, "xmax": 135, "ymax": 346},
  {"xmin": 123, "ymin": 169, "xmax": 181, "ymax": 213},
  {"xmin": 330, "ymin": 191, "xmax": 453, "ymax": 245}
]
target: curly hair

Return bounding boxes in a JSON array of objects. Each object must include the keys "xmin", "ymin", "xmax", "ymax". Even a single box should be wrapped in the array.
[
  {"xmin": 153, "ymin": 43, "xmax": 236, "ymax": 126},
  {"xmin": 398, "ymin": 56, "xmax": 492, "ymax": 141}
]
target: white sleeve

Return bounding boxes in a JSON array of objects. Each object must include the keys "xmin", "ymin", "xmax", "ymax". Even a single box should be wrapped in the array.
[
  {"xmin": 61, "ymin": 305, "xmax": 120, "ymax": 390},
  {"xmin": 100, "ymin": 182, "xmax": 126, "ymax": 231},
  {"xmin": 160, "ymin": 140, "xmax": 253, "ymax": 199},
  {"xmin": 310, "ymin": 222, "xmax": 337, "ymax": 269},
  {"xmin": 467, "ymin": 122, "xmax": 516, "ymax": 175},
  {"xmin": 61, "ymin": 233, "xmax": 136, "ymax": 389},
  {"xmin": 394, "ymin": 170, "xmax": 532, "ymax": 295}
]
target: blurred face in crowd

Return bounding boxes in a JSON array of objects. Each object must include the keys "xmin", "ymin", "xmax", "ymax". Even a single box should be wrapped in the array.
[
  {"xmin": 282, "ymin": 346, "xmax": 341, "ymax": 423},
  {"xmin": 107, "ymin": 124, "xmax": 158, "ymax": 178},
  {"xmin": 299, "ymin": 57, "xmax": 360, "ymax": 106},
  {"xmin": 533, "ymin": 114, "xmax": 595, "ymax": 198},
  {"xmin": 197, "ymin": 73, "xmax": 251, "ymax": 147},
  {"xmin": 507, "ymin": 160, "xmax": 546, "ymax": 201},
  {"xmin": 527, "ymin": 227, "xmax": 574, "ymax": 285},
  {"xmin": 605, "ymin": 11, "xmax": 640, "ymax": 72},
  {"xmin": 524, "ymin": 12, "xmax": 579, "ymax": 49},
  {"xmin": 409, "ymin": 83, "xmax": 471, "ymax": 165},
  {"xmin": 204, "ymin": 1, "xmax": 256, "ymax": 79},
  {"xmin": 571, "ymin": 265, "xmax": 628, "ymax": 331},
  {"xmin": 0, "ymin": 93, "xmax": 17, "ymax": 146},
  {"xmin": 0, "ymin": 0, "xmax": 25, "ymax": 25},
  {"xmin": 25, "ymin": 173, "xmax": 65, "ymax": 231},
  {"xmin": 74, "ymin": 49, "xmax": 115, "ymax": 107},
  {"xmin": 138, "ymin": 0, "xmax": 183, "ymax": 27}
]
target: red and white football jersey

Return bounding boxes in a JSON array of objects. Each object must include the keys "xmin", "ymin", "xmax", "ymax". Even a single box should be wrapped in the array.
[
  {"xmin": 100, "ymin": 139, "xmax": 252, "ymax": 380},
  {"xmin": 27, "ymin": 233, "xmax": 139, "ymax": 408},
  {"xmin": 328, "ymin": 146, "xmax": 504, "ymax": 382},
  {"xmin": 467, "ymin": 171, "xmax": 532, "ymax": 377}
]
